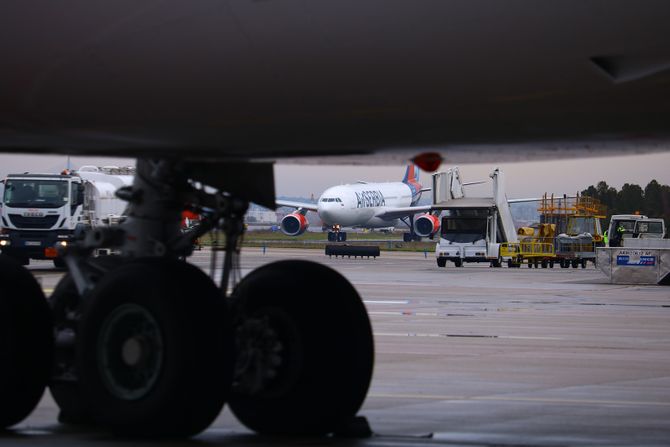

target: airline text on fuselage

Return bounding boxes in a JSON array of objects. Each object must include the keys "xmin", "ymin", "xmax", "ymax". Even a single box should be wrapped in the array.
[{"xmin": 355, "ymin": 190, "xmax": 386, "ymax": 208}]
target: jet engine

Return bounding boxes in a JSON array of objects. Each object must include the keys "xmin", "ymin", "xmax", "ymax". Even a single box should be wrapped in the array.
[
  {"xmin": 280, "ymin": 212, "xmax": 309, "ymax": 236},
  {"xmin": 414, "ymin": 213, "xmax": 441, "ymax": 237}
]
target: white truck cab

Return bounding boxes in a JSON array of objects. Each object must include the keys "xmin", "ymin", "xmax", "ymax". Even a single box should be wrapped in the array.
[
  {"xmin": 0, "ymin": 167, "xmax": 133, "ymax": 266},
  {"xmin": 607, "ymin": 214, "xmax": 666, "ymax": 247}
]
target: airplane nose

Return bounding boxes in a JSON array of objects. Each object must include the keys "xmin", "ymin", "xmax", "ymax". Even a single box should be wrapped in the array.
[{"xmin": 320, "ymin": 209, "xmax": 336, "ymax": 224}]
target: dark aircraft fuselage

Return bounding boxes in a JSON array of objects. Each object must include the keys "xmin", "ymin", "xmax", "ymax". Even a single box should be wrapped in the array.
[{"xmin": 2, "ymin": 1, "xmax": 670, "ymax": 160}]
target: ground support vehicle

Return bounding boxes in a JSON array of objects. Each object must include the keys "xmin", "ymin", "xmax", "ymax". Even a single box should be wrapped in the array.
[
  {"xmin": 501, "ymin": 241, "xmax": 556, "ymax": 268},
  {"xmin": 537, "ymin": 193, "xmax": 607, "ymax": 268},
  {"xmin": 555, "ymin": 235, "xmax": 595, "ymax": 268},
  {"xmin": 607, "ymin": 215, "xmax": 666, "ymax": 247},
  {"xmin": 0, "ymin": 166, "xmax": 133, "ymax": 266},
  {"xmin": 433, "ymin": 168, "xmax": 517, "ymax": 268}
]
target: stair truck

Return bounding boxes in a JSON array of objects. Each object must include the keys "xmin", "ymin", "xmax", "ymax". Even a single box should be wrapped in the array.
[
  {"xmin": 433, "ymin": 168, "xmax": 518, "ymax": 267},
  {"xmin": 0, "ymin": 166, "xmax": 134, "ymax": 267}
]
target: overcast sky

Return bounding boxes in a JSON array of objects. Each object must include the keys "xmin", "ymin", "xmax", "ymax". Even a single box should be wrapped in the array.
[{"xmin": 1, "ymin": 151, "xmax": 669, "ymax": 200}]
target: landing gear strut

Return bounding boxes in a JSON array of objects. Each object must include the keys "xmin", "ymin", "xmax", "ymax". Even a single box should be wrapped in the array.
[{"xmin": 4, "ymin": 158, "xmax": 375, "ymax": 438}]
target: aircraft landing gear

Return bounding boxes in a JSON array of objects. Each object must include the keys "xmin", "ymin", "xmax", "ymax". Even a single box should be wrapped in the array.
[
  {"xmin": 0, "ymin": 255, "xmax": 53, "ymax": 429},
  {"xmin": 327, "ymin": 225, "xmax": 347, "ymax": 242},
  {"xmin": 40, "ymin": 158, "xmax": 374, "ymax": 438},
  {"xmin": 328, "ymin": 231, "xmax": 347, "ymax": 242}
]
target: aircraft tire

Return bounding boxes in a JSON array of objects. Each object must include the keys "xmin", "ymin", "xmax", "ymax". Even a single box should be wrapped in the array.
[
  {"xmin": 0, "ymin": 254, "xmax": 53, "ymax": 429},
  {"xmin": 77, "ymin": 259, "xmax": 233, "ymax": 437},
  {"xmin": 49, "ymin": 257, "xmax": 126, "ymax": 427},
  {"xmin": 49, "ymin": 274, "xmax": 94, "ymax": 426},
  {"xmin": 229, "ymin": 260, "xmax": 374, "ymax": 435}
]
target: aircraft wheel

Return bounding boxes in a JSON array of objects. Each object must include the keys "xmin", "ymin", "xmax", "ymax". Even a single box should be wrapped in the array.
[
  {"xmin": 0, "ymin": 255, "xmax": 53, "ymax": 429},
  {"xmin": 437, "ymin": 258, "xmax": 447, "ymax": 268},
  {"xmin": 50, "ymin": 257, "xmax": 125, "ymax": 426},
  {"xmin": 77, "ymin": 259, "xmax": 233, "ymax": 437},
  {"xmin": 49, "ymin": 274, "xmax": 93, "ymax": 425},
  {"xmin": 229, "ymin": 260, "xmax": 374, "ymax": 435}
]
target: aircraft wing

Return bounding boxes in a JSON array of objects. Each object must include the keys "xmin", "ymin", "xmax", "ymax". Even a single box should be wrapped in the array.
[
  {"xmin": 508, "ymin": 198, "xmax": 543, "ymax": 204},
  {"xmin": 374, "ymin": 205, "xmax": 434, "ymax": 221},
  {"xmin": 276, "ymin": 200, "xmax": 319, "ymax": 213}
]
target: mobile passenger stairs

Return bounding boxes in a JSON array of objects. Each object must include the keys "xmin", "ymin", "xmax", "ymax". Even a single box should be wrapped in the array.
[{"xmin": 432, "ymin": 168, "xmax": 519, "ymax": 268}]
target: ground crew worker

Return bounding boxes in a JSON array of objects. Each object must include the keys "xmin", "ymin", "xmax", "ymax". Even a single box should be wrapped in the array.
[
  {"xmin": 610, "ymin": 223, "xmax": 626, "ymax": 247},
  {"xmin": 603, "ymin": 230, "xmax": 609, "ymax": 246}
]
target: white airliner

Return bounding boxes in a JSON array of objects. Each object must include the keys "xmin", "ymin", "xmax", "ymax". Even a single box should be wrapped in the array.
[{"xmin": 276, "ymin": 165, "xmax": 439, "ymax": 241}]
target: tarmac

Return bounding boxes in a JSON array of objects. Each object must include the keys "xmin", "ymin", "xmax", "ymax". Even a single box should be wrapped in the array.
[{"xmin": 5, "ymin": 247, "xmax": 670, "ymax": 446}]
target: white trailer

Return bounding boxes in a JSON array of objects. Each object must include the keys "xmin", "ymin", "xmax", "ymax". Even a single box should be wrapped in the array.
[
  {"xmin": 0, "ymin": 166, "xmax": 133, "ymax": 266},
  {"xmin": 433, "ymin": 168, "xmax": 518, "ymax": 267}
]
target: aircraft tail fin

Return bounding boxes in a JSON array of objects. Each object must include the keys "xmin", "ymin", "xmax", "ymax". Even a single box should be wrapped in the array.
[
  {"xmin": 402, "ymin": 164, "xmax": 423, "ymax": 203},
  {"xmin": 402, "ymin": 164, "xmax": 420, "ymax": 184}
]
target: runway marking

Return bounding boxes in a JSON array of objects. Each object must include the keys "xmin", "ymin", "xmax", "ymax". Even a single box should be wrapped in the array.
[
  {"xmin": 375, "ymin": 332, "xmax": 498, "ymax": 339},
  {"xmin": 369, "ymin": 393, "xmax": 670, "ymax": 408},
  {"xmin": 369, "ymin": 311, "xmax": 475, "ymax": 317},
  {"xmin": 374, "ymin": 332, "xmax": 563, "ymax": 340},
  {"xmin": 364, "ymin": 300, "xmax": 410, "ymax": 305}
]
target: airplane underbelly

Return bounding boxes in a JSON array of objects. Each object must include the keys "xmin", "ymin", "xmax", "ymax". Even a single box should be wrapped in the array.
[
  {"xmin": 366, "ymin": 217, "xmax": 399, "ymax": 229},
  {"xmin": 2, "ymin": 2, "xmax": 670, "ymax": 157}
]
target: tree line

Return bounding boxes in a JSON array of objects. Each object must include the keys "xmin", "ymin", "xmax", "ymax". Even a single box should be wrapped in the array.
[{"xmin": 581, "ymin": 180, "xmax": 670, "ymax": 233}]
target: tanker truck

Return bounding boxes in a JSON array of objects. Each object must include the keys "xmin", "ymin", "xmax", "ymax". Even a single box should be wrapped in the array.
[{"xmin": 0, "ymin": 166, "xmax": 134, "ymax": 267}]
